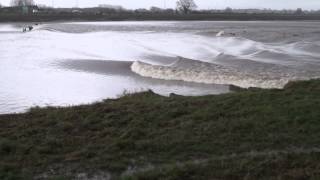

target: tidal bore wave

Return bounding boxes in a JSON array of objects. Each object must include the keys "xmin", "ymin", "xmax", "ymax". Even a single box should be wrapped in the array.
[
  {"xmin": 35, "ymin": 24, "xmax": 320, "ymax": 89},
  {"xmin": 131, "ymin": 58, "xmax": 317, "ymax": 89}
]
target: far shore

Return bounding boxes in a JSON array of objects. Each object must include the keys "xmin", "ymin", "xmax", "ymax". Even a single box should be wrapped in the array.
[{"xmin": 1, "ymin": 13, "xmax": 320, "ymax": 22}]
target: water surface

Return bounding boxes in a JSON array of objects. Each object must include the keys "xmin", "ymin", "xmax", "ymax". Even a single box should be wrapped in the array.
[{"xmin": 1, "ymin": 21, "xmax": 320, "ymax": 114}]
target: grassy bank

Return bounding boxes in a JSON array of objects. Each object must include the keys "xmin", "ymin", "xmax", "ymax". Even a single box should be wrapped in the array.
[{"xmin": 1, "ymin": 79, "xmax": 320, "ymax": 180}]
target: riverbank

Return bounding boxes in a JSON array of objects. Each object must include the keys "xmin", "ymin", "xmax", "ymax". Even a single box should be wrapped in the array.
[
  {"xmin": 1, "ymin": 79, "xmax": 320, "ymax": 179},
  {"xmin": 1, "ymin": 13, "xmax": 320, "ymax": 22}
]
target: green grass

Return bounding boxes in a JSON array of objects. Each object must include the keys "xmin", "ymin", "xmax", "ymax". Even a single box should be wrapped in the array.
[{"xmin": 1, "ymin": 79, "xmax": 320, "ymax": 179}]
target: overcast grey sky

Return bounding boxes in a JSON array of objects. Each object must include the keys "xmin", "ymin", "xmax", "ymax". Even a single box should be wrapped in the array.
[{"xmin": 1, "ymin": 0, "xmax": 319, "ymax": 10}]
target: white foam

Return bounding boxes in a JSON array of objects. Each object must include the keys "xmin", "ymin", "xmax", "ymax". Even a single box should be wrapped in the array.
[
  {"xmin": 22, "ymin": 24, "xmax": 320, "ymax": 66},
  {"xmin": 216, "ymin": 30, "xmax": 225, "ymax": 37},
  {"xmin": 131, "ymin": 58, "xmax": 299, "ymax": 89}
]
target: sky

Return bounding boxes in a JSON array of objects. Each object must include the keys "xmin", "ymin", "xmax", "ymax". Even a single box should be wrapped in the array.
[{"xmin": 0, "ymin": 0, "xmax": 319, "ymax": 10}]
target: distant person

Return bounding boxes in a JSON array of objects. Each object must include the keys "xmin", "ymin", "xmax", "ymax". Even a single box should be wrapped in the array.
[{"xmin": 28, "ymin": 26, "xmax": 33, "ymax": 31}]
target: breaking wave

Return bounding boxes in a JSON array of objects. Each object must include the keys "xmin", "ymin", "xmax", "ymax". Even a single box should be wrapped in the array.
[
  {"xmin": 6, "ymin": 22, "xmax": 320, "ymax": 89},
  {"xmin": 131, "ymin": 58, "xmax": 315, "ymax": 89}
]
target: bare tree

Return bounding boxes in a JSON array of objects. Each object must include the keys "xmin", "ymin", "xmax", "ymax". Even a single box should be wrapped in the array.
[
  {"xmin": 295, "ymin": 8, "xmax": 303, "ymax": 15},
  {"xmin": 176, "ymin": 0, "xmax": 197, "ymax": 14},
  {"xmin": 225, "ymin": 7, "xmax": 233, "ymax": 13},
  {"xmin": 10, "ymin": 0, "xmax": 34, "ymax": 6},
  {"xmin": 150, "ymin": 6, "xmax": 162, "ymax": 13}
]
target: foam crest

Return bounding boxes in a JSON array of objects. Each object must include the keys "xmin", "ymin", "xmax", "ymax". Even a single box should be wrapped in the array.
[
  {"xmin": 131, "ymin": 58, "xmax": 303, "ymax": 89},
  {"xmin": 35, "ymin": 24, "xmax": 320, "ymax": 66}
]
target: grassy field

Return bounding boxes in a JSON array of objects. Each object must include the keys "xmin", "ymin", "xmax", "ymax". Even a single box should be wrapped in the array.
[{"xmin": 0, "ymin": 79, "xmax": 320, "ymax": 180}]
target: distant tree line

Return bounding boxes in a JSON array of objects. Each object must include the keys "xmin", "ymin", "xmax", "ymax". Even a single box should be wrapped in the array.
[{"xmin": 1, "ymin": 0, "xmax": 320, "ymax": 17}]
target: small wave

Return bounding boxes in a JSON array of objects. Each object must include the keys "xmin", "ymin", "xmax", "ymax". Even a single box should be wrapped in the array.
[
  {"xmin": 286, "ymin": 41, "xmax": 320, "ymax": 57},
  {"xmin": 131, "ymin": 57, "xmax": 305, "ymax": 89},
  {"xmin": 38, "ymin": 27, "xmax": 61, "ymax": 33}
]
